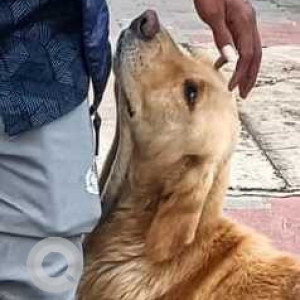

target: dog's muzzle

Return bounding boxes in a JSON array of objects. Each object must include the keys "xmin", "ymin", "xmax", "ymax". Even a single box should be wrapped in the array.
[
  {"xmin": 129, "ymin": 10, "xmax": 160, "ymax": 41},
  {"xmin": 116, "ymin": 10, "xmax": 160, "ymax": 57}
]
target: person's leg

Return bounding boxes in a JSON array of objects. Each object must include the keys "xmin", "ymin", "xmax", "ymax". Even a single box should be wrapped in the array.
[
  {"xmin": 0, "ymin": 100, "xmax": 101, "ymax": 298},
  {"xmin": 0, "ymin": 233, "xmax": 83, "ymax": 300},
  {"xmin": 0, "ymin": 100, "xmax": 101, "ymax": 237}
]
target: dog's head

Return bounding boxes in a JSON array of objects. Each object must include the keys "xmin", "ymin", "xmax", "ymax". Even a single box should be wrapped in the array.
[
  {"xmin": 115, "ymin": 10, "xmax": 238, "ymax": 163},
  {"xmin": 114, "ymin": 11, "xmax": 239, "ymax": 261}
]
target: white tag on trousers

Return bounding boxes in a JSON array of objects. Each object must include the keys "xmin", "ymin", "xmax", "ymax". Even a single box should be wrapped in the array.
[{"xmin": 85, "ymin": 158, "xmax": 100, "ymax": 195}]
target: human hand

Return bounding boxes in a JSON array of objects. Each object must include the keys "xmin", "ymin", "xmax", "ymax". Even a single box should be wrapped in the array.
[{"xmin": 194, "ymin": 0, "xmax": 262, "ymax": 98}]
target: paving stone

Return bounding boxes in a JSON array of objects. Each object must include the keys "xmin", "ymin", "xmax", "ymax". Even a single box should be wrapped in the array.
[
  {"xmin": 230, "ymin": 126, "xmax": 286, "ymax": 191},
  {"xmin": 225, "ymin": 197, "xmax": 300, "ymax": 255},
  {"xmin": 240, "ymin": 46, "xmax": 300, "ymax": 189}
]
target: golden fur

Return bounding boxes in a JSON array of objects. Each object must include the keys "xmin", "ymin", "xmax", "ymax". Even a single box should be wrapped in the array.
[{"xmin": 78, "ymin": 18, "xmax": 300, "ymax": 300}]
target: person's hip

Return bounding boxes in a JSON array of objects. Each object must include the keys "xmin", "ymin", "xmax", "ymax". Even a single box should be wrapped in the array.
[{"xmin": 0, "ymin": 100, "xmax": 101, "ymax": 237}]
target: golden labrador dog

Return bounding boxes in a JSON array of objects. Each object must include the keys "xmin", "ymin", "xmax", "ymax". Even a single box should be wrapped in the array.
[{"xmin": 78, "ymin": 10, "xmax": 300, "ymax": 300}]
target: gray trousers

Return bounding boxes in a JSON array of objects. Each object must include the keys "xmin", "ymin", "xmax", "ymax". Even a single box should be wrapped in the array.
[
  {"xmin": 0, "ymin": 234, "xmax": 82, "ymax": 300},
  {"xmin": 0, "ymin": 101, "xmax": 102, "ymax": 299}
]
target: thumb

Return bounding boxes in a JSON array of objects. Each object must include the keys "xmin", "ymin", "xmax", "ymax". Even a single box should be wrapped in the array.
[
  {"xmin": 221, "ymin": 44, "xmax": 238, "ymax": 63},
  {"xmin": 211, "ymin": 20, "xmax": 233, "ymax": 51},
  {"xmin": 211, "ymin": 22, "xmax": 238, "ymax": 69},
  {"xmin": 214, "ymin": 45, "xmax": 238, "ymax": 70}
]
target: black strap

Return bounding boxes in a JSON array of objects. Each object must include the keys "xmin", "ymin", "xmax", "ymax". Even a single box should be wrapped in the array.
[{"xmin": 90, "ymin": 104, "xmax": 101, "ymax": 156}]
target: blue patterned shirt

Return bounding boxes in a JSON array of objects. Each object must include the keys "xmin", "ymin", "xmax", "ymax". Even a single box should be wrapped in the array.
[{"xmin": 0, "ymin": 0, "xmax": 111, "ymax": 135}]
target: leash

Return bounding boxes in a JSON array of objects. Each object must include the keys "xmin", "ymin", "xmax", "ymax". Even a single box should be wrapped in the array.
[
  {"xmin": 89, "ymin": 103, "xmax": 101, "ymax": 157},
  {"xmin": 85, "ymin": 102, "xmax": 102, "ymax": 197}
]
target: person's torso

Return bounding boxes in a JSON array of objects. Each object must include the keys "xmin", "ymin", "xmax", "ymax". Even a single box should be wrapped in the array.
[{"xmin": 0, "ymin": 0, "xmax": 89, "ymax": 135}]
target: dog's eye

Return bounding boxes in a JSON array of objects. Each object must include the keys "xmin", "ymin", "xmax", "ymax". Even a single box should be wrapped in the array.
[{"xmin": 184, "ymin": 80, "xmax": 198, "ymax": 109}]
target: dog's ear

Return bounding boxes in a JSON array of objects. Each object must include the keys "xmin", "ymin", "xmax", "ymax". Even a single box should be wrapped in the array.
[{"xmin": 146, "ymin": 161, "xmax": 216, "ymax": 262}]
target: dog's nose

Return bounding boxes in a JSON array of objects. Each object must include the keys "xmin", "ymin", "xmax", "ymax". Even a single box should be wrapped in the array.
[{"xmin": 130, "ymin": 10, "xmax": 160, "ymax": 40}]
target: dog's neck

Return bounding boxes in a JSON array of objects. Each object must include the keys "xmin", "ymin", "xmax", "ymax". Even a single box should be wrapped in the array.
[
  {"xmin": 128, "ymin": 153, "xmax": 229, "ymax": 228},
  {"xmin": 97, "ymin": 140, "xmax": 237, "ymax": 298}
]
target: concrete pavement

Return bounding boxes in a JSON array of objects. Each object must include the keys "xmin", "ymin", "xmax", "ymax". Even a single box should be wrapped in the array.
[{"xmin": 98, "ymin": 0, "xmax": 300, "ymax": 254}]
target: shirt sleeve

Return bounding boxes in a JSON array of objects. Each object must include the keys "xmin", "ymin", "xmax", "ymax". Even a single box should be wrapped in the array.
[{"xmin": 81, "ymin": 0, "xmax": 112, "ymax": 110}]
